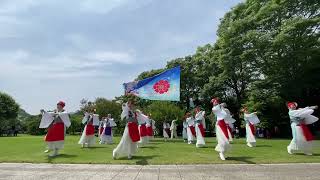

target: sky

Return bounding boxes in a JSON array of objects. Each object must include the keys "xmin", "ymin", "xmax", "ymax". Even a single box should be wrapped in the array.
[{"xmin": 0, "ymin": 0, "xmax": 242, "ymax": 114}]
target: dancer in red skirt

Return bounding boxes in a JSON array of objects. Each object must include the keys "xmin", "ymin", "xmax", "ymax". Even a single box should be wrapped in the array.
[
  {"xmin": 79, "ymin": 109, "xmax": 100, "ymax": 148},
  {"xmin": 39, "ymin": 101, "xmax": 71, "ymax": 157},
  {"xmin": 113, "ymin": 100, "xmax": 140, "ymax": 159}
]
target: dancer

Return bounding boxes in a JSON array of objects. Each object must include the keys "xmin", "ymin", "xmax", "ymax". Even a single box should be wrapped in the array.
[
  {"xmin": 194, "ymin": 106, "xmax": 206, "ymax": 147},
  {"xmin": 163, "ymin": 121, "xmax": 170, "ymax": 141},
  {"xmin": 98, "ymin": 117, "xmax": 106, "ymax": 138},
  {"xmin": 79, "ymin": 109, "xmax": 100, "ymax": 148},
  {"xmin": 39, "ymin": 101, "xmax": 71, "ymax": 157},
  {"xmin": 100, "ymin": 114, "xmax": 117, "ymax": 144},
  {"xmin": 211, "ymin": 98, "xmax": 231, "ymax": 160},
  {"xmin": 186, "ymin": 112, "xmax": 196, "ymax": 144},
  {"xmin": 170, "ymin": 119, "xmax": 178, "ymax": 139},
  {"xmin": 221, "ymin": 103, "xmax": 236, "ymax": 142},
  {"xmin": 146, "ymin": 114, "xmax": 156, "ymax": 140},
  {"xmin": 137, "ymin": 110, "xmax": 149, "ymax": 147},
  {"xmin": 242, "ymin": 107, "xmax": 260, "ymax": 147},
  {"xmin": 287, "ymin": 102, "xmax": 318, "ymax": 155},
  {"xmin": 113, "ymin": 100, "xmax": 140, "ymax": 159},
  {"xmin": 182, "ymin": 116, "xmax": 188, "ymax": 142}
]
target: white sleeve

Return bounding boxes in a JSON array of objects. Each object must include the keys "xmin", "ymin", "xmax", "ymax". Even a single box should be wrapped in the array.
[
  {"xmin": 121, "ymin": 103, "xmax": 129, "ymax": 120},
  {"xmin": 59, "ymin": 112, "xmax": 71, "ymax": 128},
  {"xmin": 82, "ymin": 112, "xmax": 89, "ymax": 124},
  {"xmin": 39, "ymin": 112, "xmax": 54, "ymax": 128},
  {"xmin": 110, "ymin": 119, "xmax": 117, "ymax": 127},
  {"xmin": 136, "ymin": 111, "xmax": 148, "ymax": 124},
  {"xmin": 244, "ymin": 113, "xmax": 260, "ymax": 124},
  {"xmin": 92, "ymin": 114, "xmax": 100, "ymax": 126},
  {"xmin": 290, "ymin": 108, "xmax": 314, "ymax": 117}
]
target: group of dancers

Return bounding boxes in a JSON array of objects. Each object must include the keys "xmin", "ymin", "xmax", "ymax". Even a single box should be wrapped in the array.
[{"xmin": 39, "ymin": 97, "xmax": 318, "ymax": 160}]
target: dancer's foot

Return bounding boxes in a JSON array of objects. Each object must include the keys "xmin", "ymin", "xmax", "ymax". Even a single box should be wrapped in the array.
[
  {"xmin": 128, "ymin": 154, "xmax": 132, "ymax": 159},
  {"xmin": 44, "ymin": 149, "xmax": 50, "ymax": 153},
  {"xmin": 112, "ymin": 150, "xmax": 117, "ymax": 160},
  {"xmin": 287, "ymin": 147, "xmax": 293, "ymax": 155},
  {"xmin": 219, "ymin": 153, "xmax": 226, "ymax": 161},
  {"xmin": 247, "ymin": 143, "xmax": 253, "ymax": 147}
]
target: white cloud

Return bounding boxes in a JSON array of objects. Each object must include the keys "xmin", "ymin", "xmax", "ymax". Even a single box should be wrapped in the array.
[
  {"xmin": 0, "ymin": 0, "xmax": 40, "ymax": 14},
  {"xmin": 79, "ymin": 0, "xmax": 130, "ymax": 14},
  {"xmin": 0, "ymin": 49, "xmax": 134, "ymax": 79}
]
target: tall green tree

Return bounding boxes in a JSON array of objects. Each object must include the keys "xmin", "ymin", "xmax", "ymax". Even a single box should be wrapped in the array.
[{"xmin": 0, "ymin": 92, "xmax": 20, "ymax": 136}]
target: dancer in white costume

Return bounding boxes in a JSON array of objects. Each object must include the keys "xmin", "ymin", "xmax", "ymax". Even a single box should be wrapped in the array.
[
  {"xmin": 137, "ymin": 111, "xmax": 149, "ymax": 147},
  {"xmin": 113, "ymin": 100, "xmax": 140, "ymax": 159},
  {"xmin": 186, "ymin": 112, "xmax": 196, "ymax": 144},
  {"xmin": 79, "ymin": 110, "xmax": 99, "ymax": 148},
  {"xmin": 182, "ymin": 116, "xmax": 188, "ymax": 142},
  {"xmin": 39, "ymin": 101, "xmax": 71, "ymax": 157},
  {"xmin": 194, "ymin": 106, "xmax": 206, "ymax": 147},
  {"xmin": 100, "ymin": 114, "xmax": 117, "ymax": 144},
  {"xmin": 242, "ymin": 107, "xmax": 260, "ymax": 147},
  {"xmin": 211, "ymin": 98, "xmax": 231, "ymax": 160},
  {"xmin": 170, "ymin": 119, "xmax": 178, "ymax": 139},
  {"xmin": 221, "ymin": 103, "xmax": 236, "ymax": 142},
  {"xmin": 287, "ymin": 102, "xmax": 318, "ymax": 155},
  {"xmin": 163, "ymin": 121, "xmax": 170, "ymax": 141},
  {"xmin": 146, "ymin": 114, "xmax": 156, "ymax": 140}
]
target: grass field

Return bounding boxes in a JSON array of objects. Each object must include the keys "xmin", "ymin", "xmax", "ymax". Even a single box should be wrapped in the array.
[{"xmin": 0, "ymin": 135, "xmax": 319, "ymax": 165}]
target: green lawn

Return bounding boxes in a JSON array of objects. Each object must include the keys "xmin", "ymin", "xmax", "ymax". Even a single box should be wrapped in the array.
[{"xmin": 0, "ymin": 135, "xmax": 319, "ymax": 164}]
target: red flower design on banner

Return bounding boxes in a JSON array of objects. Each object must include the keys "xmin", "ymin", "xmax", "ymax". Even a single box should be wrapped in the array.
[{"xmin": 153, "ymin": 80, "xmax": 170, "ymax": 94}]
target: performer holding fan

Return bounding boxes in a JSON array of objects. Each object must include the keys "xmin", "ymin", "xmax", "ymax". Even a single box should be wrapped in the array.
[
  {"xmin": 287, "ymin": 102, "xmax": 318, "ymax": 155},
  {"xmin": 113, "ymin": 100, "xmax": 140, "ymax": 159},
  {"xmin": 39, "ymin": 101, "xmax": 71, "ymax": 157},
  {"xmin": 194, "ymin": 106, "xmax": 206, "ymax": 148},
  {"xmin": 242, "ymin": 107, "xmax": 260, "ymax": 147},
  {"xmin": 100, "ymin": 114, "xmax": 117, "ymax": 144},
  {"xmin": 79, "ymin": 109, "xmax": 100, "ymax": 148},
  {"xmin": 211, "ymin": 98, "xmax": 231, "ymax": 160}
]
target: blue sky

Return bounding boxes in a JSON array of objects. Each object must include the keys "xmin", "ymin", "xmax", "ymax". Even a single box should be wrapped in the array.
[{"xmin": 0, "ymin": 0, "xmax": 242, "ymax": 114}]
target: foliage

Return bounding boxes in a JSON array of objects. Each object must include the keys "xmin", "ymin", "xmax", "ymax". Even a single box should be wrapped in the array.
[{"xmin": 0, "ymin": 92, "xmax": 20, "ymax": 136}]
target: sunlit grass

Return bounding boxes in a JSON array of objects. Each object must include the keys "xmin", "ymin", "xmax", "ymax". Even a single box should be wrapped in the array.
[{"xmin": 0, "ymin": 135, "xmax": 319, "ymax": 164}]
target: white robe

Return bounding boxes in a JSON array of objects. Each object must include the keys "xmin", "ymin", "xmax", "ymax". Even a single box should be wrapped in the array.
[
  {"xmin": 78, "ymin": 113, "xmax": 99, "ymax": 146},
  {"xmin": 100, "ymin": 118, "xmax": 117, "ymax": 144},
  {"xmin": 186, "ymin": 117, "xmax": 195, "ymax": 143},
  {"xmin": 223, "ymin": 108, "xmax": 235, "ymax": 142},
  {"xmin": 163, "ymin": 122, "xmax": 170, "ymax": 138},
  {"xmin": 287, "ymin": 107, "xmax": 319, "ymax": 154},
  {"xmin": 137, "ymin": 111, "xmax": 149, "ymax": 146},
  {"xmin": 212, "ymin": 104, "xmax": 231, "ymax": 153},
  {"xmin": 40, "ymin": 111, "xmax": 71, "ymax": 150},
  {"xmin": 244, "ymin": 113, "xmax": 259, "ymax": 146},
  {"xmin": 195, "ymin": 111, "xmax": 206, "ymax": 147},
  {"xmin": 170, "ymin": 120, "xmax": 178, "ymax": 139},
  {"xmin": 113, "ymin": 103, "xmax": 138, "ymax": 158},
  {"xmin": 182, "ymin": 121, "xmax": 188, "ymax": 140}
]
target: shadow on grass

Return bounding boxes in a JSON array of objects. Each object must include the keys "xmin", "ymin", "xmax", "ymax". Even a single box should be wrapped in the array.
[
  {"xmin": 46, "ymin": 154, "xmax": 78, "ymax": 163},
  {"xmin": 139, "ymin": 146, "xmax": 158, "ymax": 149},
  {"xmin": 255, "ymin": 145, "xmax": 272, "ymax": 148},
  {"xmin": 116, "ymin": 155, "xmax": 159, "ymax": 165},
  {"xmin": 227, "ymin": 156, "xmax": 256, "ymax": 164},
  {"xmin": 85, "ymin": 146, "xmax": 108, "ymax": 149},
  {"xmin": 134, "ymin": 155, "xmax": 160, "ymax": 165}
]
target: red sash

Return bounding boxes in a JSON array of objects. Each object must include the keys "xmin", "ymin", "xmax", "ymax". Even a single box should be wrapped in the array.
[
  {"xmin": 99, "ymin": 127, "xmax": 104, "ymax": 135},
  {"xmin": 139, "ymin": 124, "xmax": 148, "ymax": 137},
  {"xmin": 85, "ymin": 124, "xmax": 95, "ymax": 136},
  {"xmin": 198, "ymin": 124, "xmax": 205, "ymax": 137},
  {"xmin": 227, "ymin": 125, "xmax": 234, "ymax": 138},
  {"xmin": 128, "ymin": 122, "xmax": 140, "ymax": 142},
  {"xmin": 217, "ymin": 120, "xmax": 229, "ymax": 139},
  {"xmin": 189, "ymin": 126, "xmax": 196, "ymax": 136},
  {"xmin": 45, "ymin": 122, "xmax": 65, "ymax": 142},
  {"xmin": 249, "ymin": 123, "xmax": 255, "ymax": 136},
  {"xmin": 146, "ymin": 126, "xmax": 153, "ymax": 136},
  {"xmin": 300, "ymin": 124, "xmax": 314, "ymax": 141}
]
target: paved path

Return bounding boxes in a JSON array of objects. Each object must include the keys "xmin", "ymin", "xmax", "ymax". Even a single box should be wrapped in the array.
[{"xmin": 1, "ymin": 163, "xmax": 320, "ymax": 180}]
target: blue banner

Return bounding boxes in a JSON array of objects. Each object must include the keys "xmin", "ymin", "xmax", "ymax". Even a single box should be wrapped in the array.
[{"xmin": 123, "ymin": 66, "xmax": 180, "ymax": 101}]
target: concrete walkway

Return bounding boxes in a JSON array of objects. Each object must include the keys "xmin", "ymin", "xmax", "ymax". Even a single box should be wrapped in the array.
[{"xmin": 0, "ymin": 163, "xmax": 319, "ymax": 180}]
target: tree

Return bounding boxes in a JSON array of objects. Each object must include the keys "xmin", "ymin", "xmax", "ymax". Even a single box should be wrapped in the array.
[{"xmin": 0, "ymin": 92, "xmax": 20, "ymax": 136}]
